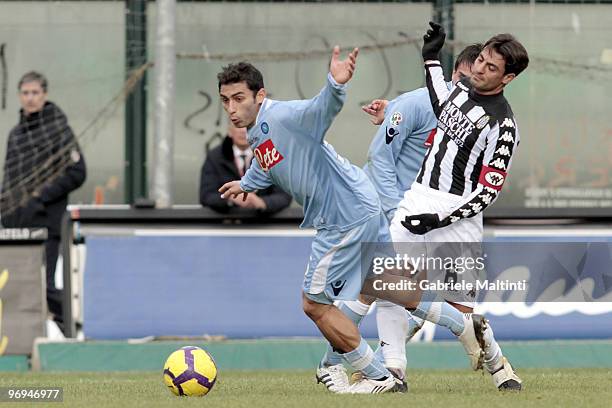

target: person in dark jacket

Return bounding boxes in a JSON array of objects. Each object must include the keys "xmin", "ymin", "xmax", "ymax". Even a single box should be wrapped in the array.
[
  {"xmin": 0, "ymin": 71, "xmax": 86, "ymax": 324},
  {"xmin": 199, "ymin": 121, "xmax": 291, "ymax": 214}
]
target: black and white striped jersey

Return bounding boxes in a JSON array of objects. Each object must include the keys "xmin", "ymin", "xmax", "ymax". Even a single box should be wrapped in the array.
[{"xmin": 415, "ymin": 61, "xmax": 520, "ymax": 225}]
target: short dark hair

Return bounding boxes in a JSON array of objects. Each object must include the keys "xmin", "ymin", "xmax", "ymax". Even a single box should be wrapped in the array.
[
  {"xmin": 483, "ymin": 34, "xmax": 529, "ymax": 76},
  {"xmin": 454, "ymin": 43, "xmax": 483, "ymax": 71},
  {"xmin": 217, "ymin": 62, "xmax": 264, "ymax": 96},
  {"xmin": 18, "ymin": 71, "xmax": 48, "ymax": 92}
]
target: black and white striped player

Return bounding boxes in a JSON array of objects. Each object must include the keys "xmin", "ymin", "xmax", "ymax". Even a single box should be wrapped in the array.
[{"xmin": 389, "ymin": 23, "xmax": 529, "ymax": 390}]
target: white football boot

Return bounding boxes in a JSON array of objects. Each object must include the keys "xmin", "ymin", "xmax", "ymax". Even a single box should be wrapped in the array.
[
  {"xmin": 491, "ymin": 357, "xmax": 522, "ymax": 391},
  {"xmin": 347, "ymin": 375, "xmax": 402, "ymax": 394},
  {"xmin": 457, "ymin": 313, "xmax": 487, "ymax": 371},
  {"xmin": 351, "ymin": 368, "xmax": 408, "ymax": 393},
  {"xmin": 316, "ymin": 364, "xmax": 349, "ymax": 393}
]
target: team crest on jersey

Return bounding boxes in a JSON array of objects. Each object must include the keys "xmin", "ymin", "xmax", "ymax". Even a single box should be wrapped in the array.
[
  {"xmin": 254, "ymin": 139, "xmax": 284, "ymax": 172},
  {"xmin": 261, "ymin": 121, "xmax": 270, "ymax": 134},
  {"xmin": 475, "ymin": 115, "xmax": 490, "ymax": 130},
  {"xmin": 390, "ymin": 112, "xmax": 403, "ymax": 126},
  {"xmin": 479, "ymin": 165, "xmax": 507, "ymax": 191}
]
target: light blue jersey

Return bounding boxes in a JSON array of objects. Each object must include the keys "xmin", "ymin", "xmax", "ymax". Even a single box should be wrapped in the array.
[
  {"xmin": 362, "ymin": 87, "xmax": 441, "ymax": 222},
  {"xmin": 239, "ymin": 73, "xmax": 388, "ymax": 303},
  {"xmin": 240, "ymin": 73, "xmax": 381, "ymax": 232}
]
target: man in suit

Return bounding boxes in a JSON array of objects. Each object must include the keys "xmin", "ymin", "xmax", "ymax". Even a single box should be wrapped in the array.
[{"xmin": 199, "ymin": 121, "xmax": 291, "ymax": 214}]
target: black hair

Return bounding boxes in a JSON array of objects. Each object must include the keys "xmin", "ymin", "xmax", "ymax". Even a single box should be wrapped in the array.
[
  {"xmin": 483, "ymin": 34, "xmax": 529, "ymax": 76},
  {"xmin": 217, "ymin": 62, "xmax": 264, "ymax": 96},
  {"xmin": 454, "ymin": 43, "xmax": 483, "ymax": 71}
]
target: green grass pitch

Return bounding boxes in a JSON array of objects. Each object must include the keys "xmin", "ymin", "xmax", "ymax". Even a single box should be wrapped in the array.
[{"xmin": 0, "ymin": 369, "xmax": 610, "ymax": 408}]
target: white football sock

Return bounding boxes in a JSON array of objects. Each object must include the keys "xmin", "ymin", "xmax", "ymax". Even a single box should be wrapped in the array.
[
  {"xmin": 483, "ymin": 323, "xmax": 503, "ymax": 374},
  {"xmin": 343, "ymin": 299, "xmax": 371, "ymax": 317},
  {"xmin": 375, "ymin": 300, "xmax": 410, "ymax": 375}
]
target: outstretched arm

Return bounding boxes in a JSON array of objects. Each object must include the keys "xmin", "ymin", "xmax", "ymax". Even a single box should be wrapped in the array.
[
  {"xmin": 286, "ymin": 46, "xmax": 359, "ymax": 143},
  {"xmin": 421, "ymin": 21, "xmax": 451, "ymax": 117}
]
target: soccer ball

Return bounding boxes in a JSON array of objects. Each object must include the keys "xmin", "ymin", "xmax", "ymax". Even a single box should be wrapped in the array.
[{"xmin": 163, "ymin": 346, "xmax": 217, "ymax": 396}]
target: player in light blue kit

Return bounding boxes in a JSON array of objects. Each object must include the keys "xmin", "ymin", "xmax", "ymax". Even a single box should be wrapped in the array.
[
  {"xmin": 219, "ymin": 46, "xmax": 486, "ymax": 394},
  {"xmin": 362, "ymin": 45, "xmax": 478, "ymax": 222},
  {"xmin": 218, "ymin": 47, "xmax": 401, "ymax": 394}
]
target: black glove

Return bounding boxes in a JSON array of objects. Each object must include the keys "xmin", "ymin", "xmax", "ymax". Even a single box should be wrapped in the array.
[
  {"xmin": 422, "ymin": 21, "xmax": 446, "ymax": 61},
  {"xmin": 401, "ymin": 213, "xmax": 443, "ymax": 235}
]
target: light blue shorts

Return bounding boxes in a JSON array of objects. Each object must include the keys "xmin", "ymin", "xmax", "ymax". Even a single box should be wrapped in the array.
[{"xmin": 303, "ymin": 212, "xmax": 391, "ymax": 305}]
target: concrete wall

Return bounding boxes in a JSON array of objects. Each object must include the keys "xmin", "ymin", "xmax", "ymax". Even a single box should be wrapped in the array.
[
  {"xmin": 0, "ymin": 2, "xmax": 610, "ymax": 212},
  {"xmin": 0, "ymin": 2, "xmax": 125, "ymax": 205}
]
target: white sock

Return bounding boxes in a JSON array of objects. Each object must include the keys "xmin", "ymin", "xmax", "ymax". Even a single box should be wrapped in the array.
[
  {"xmin": 343, "ymin": 299, "xmax": 371, "ymax": 317},
  {"xmin": 375, "ymin": 300, "xmax": 409, "ymax": 375},
  {"xmin": 483, "ymin": 323, "xmax": 503, "ymax": 373}
]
